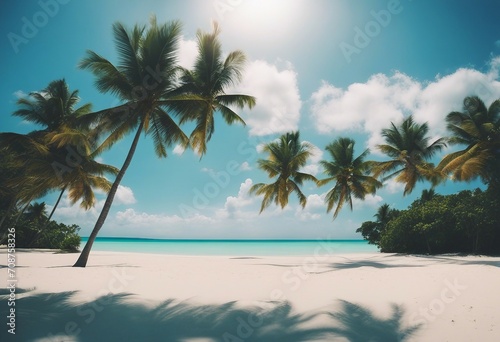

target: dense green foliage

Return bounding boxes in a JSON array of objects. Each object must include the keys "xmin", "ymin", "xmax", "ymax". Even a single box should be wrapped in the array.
[
  {"xmin": 357, "ymin": 189, "xmax": 500, "ymax": 255},
  {"xmin": 1, "ymin": 202, "xmax": 80, "ymax": 251}
]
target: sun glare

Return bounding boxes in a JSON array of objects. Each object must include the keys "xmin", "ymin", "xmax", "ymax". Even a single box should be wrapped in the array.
[{"xmin": 223, "ymin": 0, "xmax": 304, "ymax": 41}]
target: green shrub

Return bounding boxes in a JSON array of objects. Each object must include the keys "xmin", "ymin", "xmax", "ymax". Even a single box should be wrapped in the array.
[{"xmin": 359, "ymin": 189, "xmax": 500, "ymax": 255}]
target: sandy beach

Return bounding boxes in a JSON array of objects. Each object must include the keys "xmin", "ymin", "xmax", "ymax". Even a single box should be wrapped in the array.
[{"xmin": 1, "ymin": 249, "xmax": 500, "ymax": 341}]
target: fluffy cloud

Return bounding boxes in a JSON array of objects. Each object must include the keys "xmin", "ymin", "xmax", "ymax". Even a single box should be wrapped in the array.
[
  {"xmin": 239, "ymin": 161, "xmax": 251, "ymax": 171},
  {"xmin": 310, "ymin": 56, "xmax": 500, "ymax": 153},
  {"xmin": 352, "ymin": 194, "xmax": 384, "ymax": 209},
  {"xmin": 114, "ymin": 185, "xmax": 137, "ymax": 205},
  {"xmin": 172, "ymin": 144, "xmax": 186, "ymax": 156},
  {"xmin": 300, "ymin": 142, "xmax": 324, "ymax": 176},
  {"xmin": 13, "ymin": 90, "xmax": 27, "ymax": 99},
  {"xmin": 178, "ymin": 37, "xmax": 198, "ymax": 70},
  {"xmin": 216, "ymin": 178, "xmax": 256, "ymax": 219},
  {"xmin": 295, "ymin": 193, "xmax": 325, "ymax": 221},
  {"xmin": 234, "ymin": 59, "xmax": 302, "ymax": 136},
  {"xmin": 50, "ymin": 184, "xmax": 136, "ymax": 224}
]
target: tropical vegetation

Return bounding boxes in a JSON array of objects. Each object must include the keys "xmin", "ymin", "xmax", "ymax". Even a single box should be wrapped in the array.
[
  {"xmin": 71, "ymin": 18, "xmax": 255, "ymax": 267},
  {"xmin": 358, "ymin": 188, "xmax": 500, "ymax": 255},
  {"xmin": 1, "ymin": 201, "xmax": 81, "ymax": 251},
  {"xmin": 1, "ymin": 13, "xmax": 499, "ymax": 261}
]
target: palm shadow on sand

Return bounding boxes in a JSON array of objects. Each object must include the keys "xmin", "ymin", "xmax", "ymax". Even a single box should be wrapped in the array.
[{"xmin": 0, "ymin": 291, "xmax": 420, "ymax": 342}]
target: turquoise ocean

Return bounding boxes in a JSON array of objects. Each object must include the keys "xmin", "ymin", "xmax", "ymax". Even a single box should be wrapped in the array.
[{"xmin": 79, "ymin": 237, "xmax": 379, "ymax": 256}]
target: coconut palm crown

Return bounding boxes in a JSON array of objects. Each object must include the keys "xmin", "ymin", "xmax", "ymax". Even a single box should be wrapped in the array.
[
  {"xmin": 437, "ymin": 96, "xmax": 500, "ymax": 189},
  {"xmin": 173, "ymin": 22, "xmax": 256, "ymax": 156},
  {"xmin": 372, "ymin": 115, "xmax": 447, "ymax": 196},
  {"xmin": 318, "ymin": 137, "xmax": 382, "ymax": 219},
  {"xmin": 250, "ymin": 131, "xmax": 317, "ymax": 212}
]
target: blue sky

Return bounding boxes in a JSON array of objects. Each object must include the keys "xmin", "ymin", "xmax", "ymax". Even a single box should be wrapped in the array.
[{"xmin": 1, "ymin": 0, "xmax": 499, "ymax": 239}]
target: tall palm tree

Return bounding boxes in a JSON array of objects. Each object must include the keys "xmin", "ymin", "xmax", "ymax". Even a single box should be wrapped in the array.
[
  {"xmin": 250, "ymin": 131, "xmax": 317, "ymax": 212},
  {"xmin": 73, "ymin": 18, "xmax": 187, "ymax": 267},
  {"xmin": 74, "ymin": 18, "xmax": 254, "ymax": 267},
  {"xmin": 437, "ymin": 96, "xmax": 500, "ymax": 190},
  {"xmin": 318, "ymin": 137, "xmax": 382, "ymax": 219},
  {"xmin": 174, "ymin": 22, "xmax": 256, "ymax": 155},
  {"xmin": 372, "ymin": 115, "xmax": 447, "ymax": 196}
]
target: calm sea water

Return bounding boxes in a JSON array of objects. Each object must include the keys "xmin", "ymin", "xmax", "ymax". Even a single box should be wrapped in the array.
[{"xmin": 79, "ymin": 237, "xmax": 379, "ymax": 256}]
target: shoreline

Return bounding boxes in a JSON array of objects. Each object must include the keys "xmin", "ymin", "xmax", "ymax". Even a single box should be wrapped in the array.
[{"xmin": 1, "ymin": 250, "xmax": 499, "ymax": 341}]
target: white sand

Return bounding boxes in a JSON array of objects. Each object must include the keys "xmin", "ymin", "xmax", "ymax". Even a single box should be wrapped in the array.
[{"xmin": 1, "ymin": 249, "xmax": 500, "ymax": 341}]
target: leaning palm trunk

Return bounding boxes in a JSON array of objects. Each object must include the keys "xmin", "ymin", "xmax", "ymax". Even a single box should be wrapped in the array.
[
  {"xmin": 73, "ymin": 120, "xmax": 144, "ymax": 267},
  {"xmin": 45, "ymin": 186, "xmax": 67, "ymax": 224}
]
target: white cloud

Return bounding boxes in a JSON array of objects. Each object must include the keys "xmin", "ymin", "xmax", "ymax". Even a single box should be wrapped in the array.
[
  {"xmin": 383, "ymin": 178, "xmax": 405, "ymax": 194},
  {"xmin": 352, "ymin": 194, "xmax": 384, "ymax": 209},
  {"xmin": 239, "ymin": 161, "xmax": 251, "ymax": 171},
  {"xmin": 234, "ymin": 59, "xmax": 302, "ymax": 136},
  {"xmin": 115, "ymin": 208, "xmax": 214, "ymax": 227},
  {"xmin": 310, "ymin": 56, "xmax": 500, "ymax": 154},
  {"xmin": 295, "ymin": 193, "xmax": 325, "ymax": 221},
  {"xmin": 178, "ymin": 37, "xmax": 198, "ymax": 70},
  {"xmin": 13, "ymin": 90, "xmax": 27, "ymax": 99},
  {"xmin": 172, "ymin": 144, "xmax": 186, "ymax": 156},
  {"xmin": 114, "ymin": 185, "xmax": 137, "ymax": 205},
  {"xmin": 304, "ymin": 193, "xmax": 325, "ymax": 209},
  {"xmin": 216, "ymin": 178, "xmax": 256, "ymax": 219},
  {"xmin": 300, "ymin": 142, "xmax": 323, "ymax": 176}
]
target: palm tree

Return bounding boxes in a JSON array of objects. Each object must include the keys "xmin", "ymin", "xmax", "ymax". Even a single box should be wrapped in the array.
[
  {"xmin": 173, "ymin": 22, "xmax": 256, "ymax": 156},
  {"xmin": 356, "ymin": 203, "xmax": 399, "ymax": 245},
  {"xmin": 437, "ymin": 96, "xmax": 500, "ymax": 190},
  {"xmin": 420, "ymin": 188, "xmax": 436, "ymax": 203},
  {"xmin": 3, "ymin": 79, "xmax": 117, "ymax": 227},
  {"xmin": 0, "ymin": 133, "xmax": 51, "ymax": 235},
  {"xmin": 318, "ymin": 137, "xmax": 382, "ymax": 219},
  {"xmin": 372, "ymin": 115, "xmax": 447, "ymax": 196},
  {"xmin": 250, "ymin": 131, "xmax": 317, "ymax": 212},
  {"xmin": 25, "ymin": 202, "xmax": 47, "ymax": 223},
  {"xmin": 74, "ymin": 18, "xmax": 254, "ymax": 267},
  {"xmin": 374, "ymin": 203, "xmax": 397, "ymax": 226},
  {"xmin": 14, "ymin": 79, "xmax": 93, "ymax": 135}
]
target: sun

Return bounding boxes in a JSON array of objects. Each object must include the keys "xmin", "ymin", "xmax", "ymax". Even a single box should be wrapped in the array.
[{"xmin": 218, "ymin": 0, "xmax": 304, "ymax": 42}]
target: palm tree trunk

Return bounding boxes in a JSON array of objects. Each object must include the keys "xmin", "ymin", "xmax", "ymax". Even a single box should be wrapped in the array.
[
  {"xmin": 46, "ymin": 186, "xmax": 66, "ymax": 223},
  {"xmin": 73, "ymin": 120, "xmax": 144, "ymax": 267}
]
